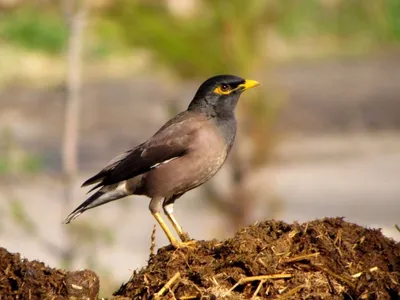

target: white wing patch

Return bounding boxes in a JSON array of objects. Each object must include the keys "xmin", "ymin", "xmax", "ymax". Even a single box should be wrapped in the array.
[
  {"xmin": 116, "ymin": 181, "xmax": 128, "ymax": 193},
  {"xmin": 150, "ymin": 157, "xmax": 179, "ymax": 169}
]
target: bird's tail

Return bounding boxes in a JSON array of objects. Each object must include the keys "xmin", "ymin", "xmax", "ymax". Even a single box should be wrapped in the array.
[{"xmin": 62, "ymin": 182, "xmax": 129, "ymax": 224}]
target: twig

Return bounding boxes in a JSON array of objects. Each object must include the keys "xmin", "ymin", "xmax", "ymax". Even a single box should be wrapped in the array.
[
  {"xmin": 281, "ymin": 253, "xmax": 320, "ymax": 264},
  {"xmin": 251, "ymin": 279, "xmax": 265, "ymax": 299},
  {"xmin": 150, "ymin": 224, "xmax": 156, "ymax": 257},
  {"xmin": 278, "ymin": 285, "xmax": 304, "ymax": 299},
  {"xmin": 258, "ymin": 257, "xmax": 269, "ymax": 269},
  {"xmin": 351, "ymin": 266, "xmax": 379, "ymax": 278},
  {"xmin": 303, "ymin": 222, "xmax": 309, "ymax": 234},
  {"xmin": 225, "ymin": 274, "xmax": 292, "ymax": 296},
  {"xmin": 395, "ymin": 224, "xmax": 400, "ymax": 233},
  {"xmin": 154, "ymin": 272, "xmax": 181, "ymax": 299},
  {"xmin": 169, "ymin": 288, "xmax": 177, "ymax": 300},
  {"xmin": 288, "ymin": 229, "xmax": 299, "ymax": 239},
  {"xmin": 314, "ymin": 265, "xmax": 355, "ymax": 289},
  {"xmin": 211, "ymin": 276, "xmax": 219, "ymax": 286},
  {"xmin": 184, "ymin": 279, "xmax": 203, "ymax": 294}
]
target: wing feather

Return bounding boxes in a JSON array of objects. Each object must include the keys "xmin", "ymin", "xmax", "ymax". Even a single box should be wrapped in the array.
[
  {"xmin": 82, "ymin": 111, "xmax": 206, "ymax": 190},
  {"xmin": 81, "ymin": 148, "xmax": 136, "ymax": 187}
]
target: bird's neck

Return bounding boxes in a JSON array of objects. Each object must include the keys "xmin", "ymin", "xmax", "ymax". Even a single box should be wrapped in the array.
[
  {"xmin": 188, "ymin": 104, "xmax": 217, "ymax": 117},
  {"xmin": 215, "ymin": 114, "xmax": 237, "ymax": 147},
  {"xmin": 189, "ymin": 103, "xmax": 236, "ymax": 119},
  {"xmin": 189, "ymin": 104, "xmax": 237, "ymax": 147}
]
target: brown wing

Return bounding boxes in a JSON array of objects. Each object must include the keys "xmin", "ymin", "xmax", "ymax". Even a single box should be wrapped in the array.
[{"xmin": 82, "ymin": 111, "xmax": 207, "ymax": 189}]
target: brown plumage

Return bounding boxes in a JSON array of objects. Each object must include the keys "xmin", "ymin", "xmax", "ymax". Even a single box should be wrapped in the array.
[{"xmin": 63, "ymin": 75, "xmax": 259, "ymax": 248}]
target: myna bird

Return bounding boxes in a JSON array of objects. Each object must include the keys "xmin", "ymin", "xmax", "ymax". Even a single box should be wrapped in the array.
[{"xmin": 63, "ymin": 75, "xmax": 260, "ymax": 248}]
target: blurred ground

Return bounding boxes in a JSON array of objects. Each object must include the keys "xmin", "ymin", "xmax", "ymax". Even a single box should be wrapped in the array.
[{"xmin": 1, "ymin": 56, "xmax": 400, "ymax": 286}]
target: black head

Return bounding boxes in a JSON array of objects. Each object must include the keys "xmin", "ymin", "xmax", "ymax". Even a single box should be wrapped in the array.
[{"xmin": 188, "ymin": 75, "xmax": 260, "ymax": 117}]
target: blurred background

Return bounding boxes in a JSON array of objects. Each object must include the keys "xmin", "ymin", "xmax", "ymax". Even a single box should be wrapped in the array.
[{"xmin": 0, "ymin": 0, "xmax": 400, "ymax": 296}]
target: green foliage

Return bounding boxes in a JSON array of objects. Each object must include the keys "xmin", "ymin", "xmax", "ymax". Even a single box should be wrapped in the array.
[
  {"xmin": 0, "ymin": 7, "xmax": 67, "ymax": 54},
  {"xmin": 0, "ymin": 128, "xmax": 43, "ymax": 174},
  {"xmin": 0, "ymin": 155, "xmax": 43, "ymax": 174},
  {"xmin": 90, "ymin": 18, "xmax": 127, "ymax": 58},
  {"xmin": 102, "ymin": 0, "xmax": 400, "ymax": 72},
  {"xmin": 0, "ymin": 159, "xmax": 7, "ymax": 173},
  {"xmin": 9, "ymin": 199, "xmax": 37, "ymax": 234},
  {"xmin": 276, "ymin": 0, "xmax": 400, "ymax": 43},
  {"xmin": 104, "ymin": 0, "xmax": 269, "ymax": 77},
  {"xmin": 1, "ymin": 1, "xmax": 399, "ymax": 58},
  {"xmin": 387, "ymin": 0, "xmax": 400, "ymax": 39}
]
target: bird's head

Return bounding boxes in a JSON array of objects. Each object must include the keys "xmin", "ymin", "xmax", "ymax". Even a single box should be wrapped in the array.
[{"xmin": 188, "ymin": 75, "xmax": 260, "ymax": 116}]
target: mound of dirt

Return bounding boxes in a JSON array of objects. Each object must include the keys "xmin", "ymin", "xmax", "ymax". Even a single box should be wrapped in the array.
[
  {"xmin": 114, "ymin": 218, "xmax": 400, "ymax": 299},
  {"xmin": 0, "ymin": 247, "xmax": 99, "ymax": 299},
  {"xmin": 0, "ymin": 218, "xmax": 398, "ymax": 299}
]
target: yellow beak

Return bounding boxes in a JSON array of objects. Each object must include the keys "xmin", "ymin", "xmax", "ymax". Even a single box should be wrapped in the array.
[{"xmin": 239, "ymin": 79, "xmax": 260, "ymax": 91}]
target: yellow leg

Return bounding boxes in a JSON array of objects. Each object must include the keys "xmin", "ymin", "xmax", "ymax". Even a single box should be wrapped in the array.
[
  {"xmin": 152, "ymin": 212, "xmax": 179, "ymax": 248},
  {"xmin": 163, "ymin": 200, "xmax": 191, "ymax": 242},
  {"xmin": 166, "ymin": 212, "xmax": 191, "ymax": 242}
]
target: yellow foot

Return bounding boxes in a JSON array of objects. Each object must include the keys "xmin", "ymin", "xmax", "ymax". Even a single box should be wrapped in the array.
[
  {"xmin": 178, "ymin": 232, "xmax": 191, "ymax": 242},
  {"xmin": 172, "ymin": 240, "xmax": 197, "ymax": 249}
]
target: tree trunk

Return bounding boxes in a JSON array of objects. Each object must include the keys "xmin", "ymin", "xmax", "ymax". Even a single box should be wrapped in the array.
[{"xmin": 61, "ymin": 0, "xmax": 88, "ymax": 267}]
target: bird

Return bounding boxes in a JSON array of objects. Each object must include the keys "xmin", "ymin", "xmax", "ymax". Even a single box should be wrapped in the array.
[{"xmin": 63, "ymin": 74, "xmax": 260, "ymax": 248}]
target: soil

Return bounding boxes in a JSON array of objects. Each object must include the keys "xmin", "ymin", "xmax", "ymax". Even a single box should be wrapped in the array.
[
  {"xmin": 114, "ymin": 218, "xmax": 400, "ymax": 299},
  {"xmin": 0, "ymin": 218, "xmax": 399, "ymax": 299},
  {"xmin": 0, "ymin": 247, "xmax": 99, "ymax": 299}
]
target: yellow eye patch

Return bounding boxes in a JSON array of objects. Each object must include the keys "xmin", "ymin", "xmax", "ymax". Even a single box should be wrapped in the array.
[
  {"xmin": 213, "ymin": 84, "xmax": 232, "ymax": 95},
  {"xmin": 213, "ymin": 79, "xmax": 259, "ymax": 96}
]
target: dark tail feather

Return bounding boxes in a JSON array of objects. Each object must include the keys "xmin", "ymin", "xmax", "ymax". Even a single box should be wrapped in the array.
[
  {"xmin": 62, "ymin": 191, "xmax": 104, "ymax": 224},
  {"xmin": 86, "ymin": 182, "xmax": 103, "ymax": 194},
  {"xmin": 62, "ymin": 182, "xmax": 129, "ymax": 224},
  {"xmin": 81, "ymin": 172, "xmax": 105, "ymax": 187}
]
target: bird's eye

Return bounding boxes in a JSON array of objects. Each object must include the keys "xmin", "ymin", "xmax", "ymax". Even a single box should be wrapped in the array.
[
  {"xmin": 213, "ymin": 83, "xmax": 231, "ymax": 95},
  {"xmin": 220, "ymin": 83, "xmax": 229, "ymax": 92}
]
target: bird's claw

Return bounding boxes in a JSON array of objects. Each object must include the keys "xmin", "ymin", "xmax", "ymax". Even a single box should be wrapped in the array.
[
  {"xmin": 178, "ymin": 232, "xmax": 192, "ymax": 242},
  {"xmin": 172, "ymin": 240, "xmax": 197, "ymax": 249}
]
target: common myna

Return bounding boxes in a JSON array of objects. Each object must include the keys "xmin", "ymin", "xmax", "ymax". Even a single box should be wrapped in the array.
[{"xmin": 63, "ymin": 75, "xmax": 260, "ymax": 248}]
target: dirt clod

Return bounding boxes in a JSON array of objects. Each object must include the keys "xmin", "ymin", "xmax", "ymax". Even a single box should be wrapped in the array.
[
  {"xmin": 114, "ymin": 218, "xmax": 400, "ymax": 299},
  {"xmin": 0, "ymin": 247, "xmax": 99, "ymax": 299},
  {"xmin": 65, "ymin": 270, "xmax": 100, "ymax": 299}
]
